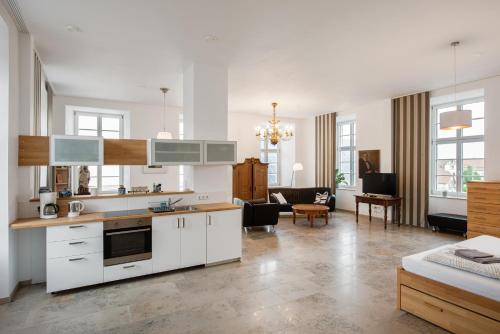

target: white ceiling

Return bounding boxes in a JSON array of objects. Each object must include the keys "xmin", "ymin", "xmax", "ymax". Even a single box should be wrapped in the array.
[{"xmin": 17, "ymin": 0, "xmax": 500, "ymax": 118}]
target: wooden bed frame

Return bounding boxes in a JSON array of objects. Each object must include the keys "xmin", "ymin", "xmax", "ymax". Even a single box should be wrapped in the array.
[{"xmin": 397, "ymin": 267, "xmax": 500, "ymax": 334}]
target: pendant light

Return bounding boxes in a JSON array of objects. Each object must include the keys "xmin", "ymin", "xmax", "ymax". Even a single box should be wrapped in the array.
[
  {"xmin": 440, "ymin": 41, "xmax": 472, "ymax": 130},
  {"xmin": 157, "ymin": 87, "xmax": 173, "ymax": 139}
]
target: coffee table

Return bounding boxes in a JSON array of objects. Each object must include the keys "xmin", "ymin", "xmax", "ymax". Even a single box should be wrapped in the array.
[{"xmin": 292, "ymin": 204, "xmax": 330, "ymax": 227}]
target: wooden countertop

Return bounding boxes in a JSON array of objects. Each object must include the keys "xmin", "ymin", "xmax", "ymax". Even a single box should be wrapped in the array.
[
  {"xmin": 10, "ymin": 202, "xmax": 241, "ymax": 230},
  {"xmin": 29, "ymin": 190, "xmax": 194, "ymax": 202}
]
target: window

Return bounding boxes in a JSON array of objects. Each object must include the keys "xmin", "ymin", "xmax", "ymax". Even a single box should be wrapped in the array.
[
  {"xmin": 260, "ymin": 140, "xmax": 280, "ymax": 186},
  {"xmin": 74, "ymin": 111, "xmax": 124, "ymax": 193},
  {"xmin": 431, "ymin": 98, "xmax": 484, "ymax": 196},
  {"xmin": 336, "ymin": 120, "xmax": 356, "ymax": 187}
]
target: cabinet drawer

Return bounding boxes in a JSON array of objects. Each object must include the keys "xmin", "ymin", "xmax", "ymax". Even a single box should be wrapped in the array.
[
  {"xmin": 104, "ymin": 259, "xmax": 152, "ymax": 282},
  {"xmin": 47, "ymin": 237, "xmax": 102, "ymax": 259},
  {"xmin": 47, "ymin": 252, "xmax": 103, "ymax": 293},
  {"xmin": 401, "ymin": 285, "xmax": 500, "ymax": 334},
  {"xmin": 467, "ymin": 224, "xmax": 500, "ymax": 238},
  {"xmin": 468, "ymin": 192, "xmax": 500, "ymax": 206},
  {"xmin": 468, "ymin": 202, "xmax": 500, "ymax": 215},
  {"xmin": 47, "ymin": 222, "xmax": 103, "ymax": 242}
]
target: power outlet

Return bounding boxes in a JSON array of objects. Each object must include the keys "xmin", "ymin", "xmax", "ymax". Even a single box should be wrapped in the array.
[{"xmin": 197, "ymin": 194, "xmax": 209, "ymax": 201}]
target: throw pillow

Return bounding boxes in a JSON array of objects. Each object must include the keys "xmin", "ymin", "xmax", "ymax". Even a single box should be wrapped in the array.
[
  {"xmin": 314, "ymin": 192, "xmax": 329, "ymax": 205},
  {"xmin": 272, "ymin": 192, "xmax": 288, "ymax": 205}
]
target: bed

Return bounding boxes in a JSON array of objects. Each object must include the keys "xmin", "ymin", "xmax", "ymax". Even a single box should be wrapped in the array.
[{"xmin": 397, "ymin": 235, "xmax": 500, "ymax": 334}]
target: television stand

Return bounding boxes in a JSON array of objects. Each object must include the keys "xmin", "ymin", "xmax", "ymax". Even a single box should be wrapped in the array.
[{"xmin": 354, "ymin": 195, "xmax": 402, "ymax": 229}]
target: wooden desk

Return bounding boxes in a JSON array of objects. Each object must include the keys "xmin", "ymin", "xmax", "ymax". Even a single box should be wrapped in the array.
[{"xmin": 354, "ymin": 195, "xmax": 401, "ymax": 229}]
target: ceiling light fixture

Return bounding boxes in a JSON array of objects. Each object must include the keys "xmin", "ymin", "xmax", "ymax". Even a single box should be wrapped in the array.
[
  {"xmin": 157, "ymin": 87, "xmax": 172, "ymax": 139},
  {"xmin": 255, "ymin": 102, "xmax": 293, "ymax": 145},
  {"xmin": 440, "ymin": 41, "xmax": 472, "ymax": 130}
]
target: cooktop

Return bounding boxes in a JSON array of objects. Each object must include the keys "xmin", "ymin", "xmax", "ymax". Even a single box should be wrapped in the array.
[{"xmin": 103, "ymin": 209, "xmax": 149, "ymax": 218}]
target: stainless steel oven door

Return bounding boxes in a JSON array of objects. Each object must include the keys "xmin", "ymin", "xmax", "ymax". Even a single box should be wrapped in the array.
[{"xmin": 103, "ymin": 218, "xmax": 152, "ymax": 266}]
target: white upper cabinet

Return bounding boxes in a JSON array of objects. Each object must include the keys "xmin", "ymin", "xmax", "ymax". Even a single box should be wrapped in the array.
[
  {"xmin": 50, "ymin": 135, "xmax": 103, "ymax": 166},
  {"xmin": 204, "ymin": 141, "xmax": 237, "ymax": 165},
  {"xmin": 148, "ymin": 139, "xmax": 204, "ymax": 166}
]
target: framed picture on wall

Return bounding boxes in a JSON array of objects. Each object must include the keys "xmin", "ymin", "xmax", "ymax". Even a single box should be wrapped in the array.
[
  {"xmin": 143, "ymin": 165, "xmax": 168, "ymax": 174},
  {"xmin": 358, "ymin": 150, "xmax": 380, "ymax": 179}
]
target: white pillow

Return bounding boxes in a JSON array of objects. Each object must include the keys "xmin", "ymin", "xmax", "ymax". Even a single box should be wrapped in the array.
[
  {"xmin": 314, "ymin": 192, "xmax": 329, "ymax": 205},
  {"xmin": 272, "ymin": 192, "xmax": 288, "ymax": 205}
]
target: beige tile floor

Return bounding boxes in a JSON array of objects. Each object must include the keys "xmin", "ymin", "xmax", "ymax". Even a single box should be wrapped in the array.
[{"xmin": 0, "ymin": 211, "xmax": 461, "ymax": 334}]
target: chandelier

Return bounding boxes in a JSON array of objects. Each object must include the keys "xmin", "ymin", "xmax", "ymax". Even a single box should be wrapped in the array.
[{"xmin": 255, "ymin": 102, "xmax": 293, "ymax": 145}]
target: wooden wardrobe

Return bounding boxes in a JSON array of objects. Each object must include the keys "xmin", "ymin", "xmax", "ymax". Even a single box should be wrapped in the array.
[{"xmin": 232, "ymin": 158, "xmax": 268, "ymax": 200}]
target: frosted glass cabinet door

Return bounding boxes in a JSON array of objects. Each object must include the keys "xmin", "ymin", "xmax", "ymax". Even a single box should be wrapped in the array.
[
  {"xmin": 50, "ymin": 135, "xmax": 104, "ymax": 166},
  {"xmin": 204, "ymin": 141, "xmax": 237, "ymax": 165},
  {"xmin": 148, "ymin": 139, "xmax": 204, "ymax": 165}
]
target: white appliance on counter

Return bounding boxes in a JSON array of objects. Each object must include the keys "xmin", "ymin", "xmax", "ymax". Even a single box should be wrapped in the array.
[
  {"xmin": 68, "ymin": 201, "xmax": 85, "ymax": 217},
  {"xmin": 40, "ymin": 192, "xmax": 59, "ymax": 219}
]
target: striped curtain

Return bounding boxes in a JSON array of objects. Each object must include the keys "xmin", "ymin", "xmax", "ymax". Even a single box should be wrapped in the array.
[
  {"xmin": 392, "ymin": 92, "xmax": 430, "ymax": 227},
  {"xmin": 315, "ymin": 113, "xmax": 336, "ymax": 193}
]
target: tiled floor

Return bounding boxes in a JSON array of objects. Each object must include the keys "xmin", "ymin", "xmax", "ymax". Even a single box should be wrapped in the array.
[{"xmin": 0, "ymin": 211, "xmax": 461, "ymax": 334}]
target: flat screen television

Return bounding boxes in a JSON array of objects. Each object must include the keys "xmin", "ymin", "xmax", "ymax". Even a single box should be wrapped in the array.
[{"xmin": 362, "ymin": 173, "xmax": 397, "ymax": 196}]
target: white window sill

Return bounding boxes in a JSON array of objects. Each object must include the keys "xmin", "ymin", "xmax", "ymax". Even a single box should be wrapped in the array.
[{"xmin": 429, "ymin": 194, "xmax": 467, "ymax": 201}]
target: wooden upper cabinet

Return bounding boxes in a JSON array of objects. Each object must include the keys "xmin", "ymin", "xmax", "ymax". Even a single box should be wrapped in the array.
[
  {"xmin": 19, "ymin": 135, "xmax": 49, "ymax": 166},
  {"xmin": 104, "ymin": 139, "xmax": 146, "ymax": 165},
  {"xmin": 18, "ymin": 135, "xmax": 148, "ymax": 166}
]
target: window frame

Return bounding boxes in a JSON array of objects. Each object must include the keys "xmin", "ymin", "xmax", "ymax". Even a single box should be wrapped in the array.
[
  {"xmin": 260, "ymin": 140, "xmax": 281, "ymax": 186},
  {"xmin": 336, "ymin": 119, "xmax": 356, "ymax": 188},
  {"xmin": 430, "ymin": 97, "xmax": 484, "ymax": 197},
  {"xmin": 74, "ymin": 110, "xmax": 124, "ymax": 194}
]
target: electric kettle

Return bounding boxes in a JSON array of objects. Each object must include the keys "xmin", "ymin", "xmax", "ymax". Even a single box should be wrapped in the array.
[{"xmin": 68, "ymin": 201, "xmax": 85, "ymax": 218}]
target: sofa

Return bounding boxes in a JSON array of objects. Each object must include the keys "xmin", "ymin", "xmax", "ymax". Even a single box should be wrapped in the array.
[
  {"xmin": 241, "ymin": 198, "xmax": 280, "ymax": 229},
  {"xmin": 268, "ymin": 187, "xmax": 336, "ymax": 212}
]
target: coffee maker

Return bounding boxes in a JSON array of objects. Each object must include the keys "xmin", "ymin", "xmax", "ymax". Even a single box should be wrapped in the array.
[{"xmin": 39, "ymin": 188, "xmax": 59, "ymax": 219}]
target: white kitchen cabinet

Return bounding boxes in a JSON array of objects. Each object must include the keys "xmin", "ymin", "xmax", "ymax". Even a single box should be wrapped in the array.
[
  {"xmin": 46, "ymin": 222, "xmax": 104, "ymax": 293},
  {"xmin": 204, "ymin": 141, "xmax": 237, "ymax": 165},
  {"xmin": 206, "ymin": 209, "xmax": 242, "ymax": 264},
  {"xmin": 152, "ymin": 215, "xmax": 181, "ymax": 273},
  {"xmin": 47, "ymin": 252, "xmax": 103, "ymax": 293},
  {"xmin": 104, "ymin": 260, "xmax": 153, "ymax": 282},
  {"xmin": 152, "ymin": 212, "xmax": 206, "ymax": 272},
  {"xmin": 47, "ymin": 222, "xmax": 103, "ymax": 242},
  {"xmin": 47, "ymin": 237, "xmax": 102, "ymax": 259},
  {"xmin": 148, "ymin": 139, "xmax": 204, "ymax": 165},
  {"xmin": 50, "ymin": 135, "xmax": 103, "ymax": 166},
  {"xmin": 179, "ymin": 213, "xmax": 206, "ymax": 267}
]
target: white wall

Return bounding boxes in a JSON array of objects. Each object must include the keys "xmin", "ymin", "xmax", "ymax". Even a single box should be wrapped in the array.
[
  {"xmin": 51, "ymin": 95, "xmax": 182, "ymax": 195},
  {"xmin": 428, "ymin": 75, "xmax": 500, "ymax": 215},
  {"xmin": 334, "ymin": 99, "xmax": 393, "ymax": 219},
  {"xmin": 0, "ymin": 2, "xmax": 20, "ymax": 299},
  {"xmin": 228, "ymin": 112, "xmax": 315, "ymax": 188}
]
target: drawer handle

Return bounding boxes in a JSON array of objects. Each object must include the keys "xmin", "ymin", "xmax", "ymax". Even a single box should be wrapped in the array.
[
  {"xmin": 69, "ymin": 241, "xmax": 86, "ymax": 245},
  {"xmin": 123, "ymin": 265, "xmax": 136, "ymax": 269},
  {"xmin": 69, "ymin": 225, "xmax": 85, "ymax": 229},
  {"xmin": 423, "ymin": 301, "xmax": 444, "ymax": 313},
  {"xmin": 68, "ymin": 257, "xmax": 85, "ymax": 262}
]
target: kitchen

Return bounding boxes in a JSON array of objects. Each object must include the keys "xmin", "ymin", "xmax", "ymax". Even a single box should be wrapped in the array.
[{"xmin": 12, "ymin": 119, "xmax": 241, "ymax": 293}]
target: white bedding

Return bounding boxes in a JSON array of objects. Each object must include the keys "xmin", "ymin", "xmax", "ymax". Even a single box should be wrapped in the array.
[{"xmin": 402, "ymin": 235, "xmax": 500, "ymax": 301}]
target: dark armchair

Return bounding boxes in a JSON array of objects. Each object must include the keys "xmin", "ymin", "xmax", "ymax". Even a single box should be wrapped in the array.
[{"xmin": 242, "ymin": 199, "xmax": 280, "ymax": 230}]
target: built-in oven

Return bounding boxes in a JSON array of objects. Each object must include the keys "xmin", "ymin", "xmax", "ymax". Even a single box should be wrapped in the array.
[{"xmin": 103, "ymin": 217, "xmax": 152, "ymax": 266}]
